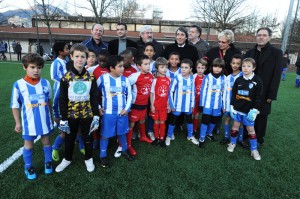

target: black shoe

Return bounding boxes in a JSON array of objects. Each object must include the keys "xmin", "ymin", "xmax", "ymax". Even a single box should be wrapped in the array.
[
  {"xmin": 206, "ymin": 135, "xmax": 218, "ymax": 142},
  {"xmin": 122, "ymin": 150, "xmax": 134, "ymax": 161},
  {"xmin": 238, "ymin": 140, "xmax": 250, "ymax": 150},
  {"xmin": 100, "ymin": 157, "xmax": 110, "ymax": 168},
  {"xmin": 219, "ymin": 137, "xmax": 229, "ymax": 145},
  {"xmin": 160, "ymin": 139, "xmax": 166, "ymax": 147},
  {"xmin": 151, "ymin": 138, "xmax": 160, "ymax": 146},
  {"xmin": 199, "ymin": 141, "xmax": 206, "ymax": 148}
]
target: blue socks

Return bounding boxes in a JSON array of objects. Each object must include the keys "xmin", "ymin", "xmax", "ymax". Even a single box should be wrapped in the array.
[
  {"xmin": 53, "ymin": 134, "xmax": 64, "ymax": 150},
  {"xmin": 118, "ymin": 134, "xmax": 127, "ymax": 151},
  {"xmin": 249, "ymin": 138, "xmax": 257, "ymax": 151},
  {"xmin": 147, "ymin": 115, "xmax": 154, "ymax": 132},
  {"xmin": 76, "ymin": 134, "xmax": 84, "ymax": 150},
  {"xmin": 187, "ymin": 123, "xmax": 193, "ymax": 137},
  {"xmin": 199, "ymin": 124, "xmax": 208, "ymax": 141},
  {"xmin": 207, "ymin": 123, "xmax": 215, "ymax": 136},
  {"xmin": 167, "ymin": 124, "xmax": 175, "ymax": 138},
  {"xmin": 100, "ymin": 138, "xmax": 109, "ymax": 158},
  {"xmin": 224, "ymin": 124, "xmax": 230, "ymax": 138},
  {"xmin": 43, "ymin": 146, "xmax": 52, "ymax": 163},
  {"xmin": 238, "ymin": 127, "xmax": 244, "ymax": 142},
  {"xmin": 23, "ymin": 148, "xmax": 33, "ymax": 169}
]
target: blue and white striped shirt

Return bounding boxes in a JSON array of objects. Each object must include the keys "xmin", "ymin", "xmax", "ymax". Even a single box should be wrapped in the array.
[{"xmin": 223, "ymin": 72, "xmax": 243, "ymax": 112}]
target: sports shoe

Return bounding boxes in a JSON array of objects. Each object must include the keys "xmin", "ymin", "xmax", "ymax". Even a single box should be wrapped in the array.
[
  {"xmin": 44, "ymin": 162, "xmax": 53, "ymax": 174},
  {"xmin": 206, "ymin": 134, "xmax": 218, "ymax": 142},
  {"xmin": 148, "ymin": 132, "xmax": 155, "ymax": 141},
  {"xmin": 122, "ymin": 150, "xmax": 134, "ymax": 161},
  {"xmin": 171, "ymin": 134, "xmax": 175, "ymax": 140},
  {"xmin": 140, "ymin": 136, "xmax": 153, "ymax": 143},
  {"xmin": 160, "ymin": 139, "xmax": 166, "ymax": 147},
  {"xmin": 151, "ymin": 138, "xmax": 160, "ymax": 146},
  {"xmin": 165, "ymin": 136, "xmax": 171, "ymax": 146},
  {"xmin": 238, "ymin": 140, "xmax": 250, "ymax": 150},
  {"xmin": 24, "ymin": 167, "xmax": 37, "ymax": 180},
  {"xmin": 85, "ymin": 158, "xmax": 95, "ymax": 172},
  {"xmin": 251, "ymin": 150, "xmax": 261, "ymax": 160},
  {"xmin": 220, "ymin": 137, "xmax": 230, "ymax": 145},
  {"xmin": 227, "ymin": 143, "xmax": 236, "ymax": 152},
  {"xmin": 100, "ymin": 157, "xmax": 110, "ymax": 168},
  {"xmin": 199, "ymin": 141, "xmax": 206, "ymax": 148},
  {"xmin": 52, "ymin": 149, "xmax": 60, "ymax": 162},
  {"xmin": 128, "ymin": 145, "xmax": 137, "ymax": 156},
  {"xmin": 80, "ymin": 148, "xmax": 85, "ymax": 155},
  {"xmin": 55, "ymin": 159, "xmax": 71, "ymax": 172},
  {"xmin": 114, "ymin": 146, "xmax": 123, "ymax": 158},
  {"xmin": 187, "ymin": 136, "xmax": 199, "ymax": 145}
]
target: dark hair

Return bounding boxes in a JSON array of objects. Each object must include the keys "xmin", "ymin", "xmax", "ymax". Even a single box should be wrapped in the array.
[
  {"xmin": 22, "ymin": 53, "xmax": 45, "ymax": 68},
  {"xmin": 144, "ymin": 42, "xmax": 156, "ymax": 52},
  {"xmin": 181, "ymin": 58, "xmax": 193, "ymax": 68},
  {"xmin": 136, "ymin": 54, "xmax": 150, "ymax": 66},
  {"xmin": 211, "ymin": 58, "xmax": 225, "ymax": 73},
  {"xmin": 155, "ymin": 57, "xmax": 168, "ymax": 70},
  {"xmin": 168, "ymin": 51, "xmax": 180, "ymax": 59},
  {"xmin": 231, "ymin": 54, "xmax": 243, "ymax": 62},
  {"xmin": 190, "ymin": 24, "xmax": 202, "ymax": 37},
  {"xmin": 196, "ymin": 58, "xmax": 208, "ymax": 68},
  {"xmin": 70, "ymin": 43, "xmax": 89, "ymax": 57},
  {"xmin": 52, "ymin": 41, "xmax": 67, "ymax": 55},
  {"xmin": 120, "ymin": 49, "xmax": 133, "ymax": 57},
  {"xmin": 126, "ymin": 47, "xmax": 137, "ymax": 58},
  {"xmin": 88, "ymin": 48, "xmax": 96, "ymax": 55},
  {"xmin": 176, "ymin": 26, "xmax": 189, "ymax": 44},
  {"xmin": 106, "ymin": 55, "xmax": 123, "ymax": 72},
  {"xmin": 117, "ymin": 22, "xmax": 127, "ymax": 30},
  {"xmin": 256, "ymin": 27, "xmax": 272, "ymax": 36},
  {"xmin": 242, "ymin": 58, "xmax": 256, "ymax": 68}
]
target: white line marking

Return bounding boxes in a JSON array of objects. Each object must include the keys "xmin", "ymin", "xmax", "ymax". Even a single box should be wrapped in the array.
[{"xmin": 0, "ymin": 136, "xmax": 41, "ymax": 173}]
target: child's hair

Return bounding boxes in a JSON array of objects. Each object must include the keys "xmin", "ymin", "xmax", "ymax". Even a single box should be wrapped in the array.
[
  {"xmin": 52, "ymin": 41, "xmax": 67, "ymax": 55},
  {"xmin": 168, "ymin": 51, "xmax": 180, "ymax": 59},
  {"xmin": 196, "ymin": 58, "xmax": 208, "ymax": 68},
  {"xmin": 155, "ymin": 57, "xmax": 168, "ymax": 70},
  {"xmin": 88, "ymin": 48, "xmax": 96, "ymax": 55},
  {"xmin": 231, "ymin": 54, "xmax": 243, "ymax": 62},
  {"xmin": 143, "ymin": 42, "xmax": 156, "ymax": 52},
  {"xmin": 106, "ymin": 55, "xmax": 123, "ymax": 72},
  {"xmin": 181, "ymin": 59, "xmax": 193, "ymax": 68},
  {"xmin": 136, "ymin": 54, "xmax": 150, "ymax": 66},
  {"xmin": 70, "ymin": 43, "xmax": 89, "ymax": 57},
  {"xmin": 120, "ymin": 49, "xmax": 133, "ymax": 57},
  {"xmin": 212, "ymin": 58, "xmax": 225, "ymax": 67},
  {"xmin": 242, "ymin": 58, "xmax": 256, "ymax": 68},
  {"xmin": 22, "ymin": 53, "xmax": 45, "ymax": 68},
  {"xmin": 126, "ymin": 47, "xmax": 137, "ymax": 58}
]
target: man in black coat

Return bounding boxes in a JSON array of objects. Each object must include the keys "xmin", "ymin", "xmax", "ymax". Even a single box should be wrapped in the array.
[
  {"xmin": 108, "ymin": 23, "xmax": 137, "ymax": 55},
  {"xmin": 243, "ymin": 27, "xmax": 283, "ymax": 145}
]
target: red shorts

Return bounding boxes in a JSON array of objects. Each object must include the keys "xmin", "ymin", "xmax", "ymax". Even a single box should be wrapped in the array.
[
  {"xmin": 129, "ymin": 109, "xmax": 147, "ymax": 122},
  {"xmin": 151, "ymin": 109, "xmax": 168, "ymax": 121}
]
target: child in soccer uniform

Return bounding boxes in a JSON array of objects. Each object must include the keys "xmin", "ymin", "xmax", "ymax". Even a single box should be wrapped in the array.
[
  {"xmin": 55, "ymin": 44, "xmax": 99, "ymax": 173},
  {"xmin": 220, "ymin": 54, "xmax": 244, "ymax": 145},
  {"xmin": 192, "ymin": 58, "xmax": 207, "ymax": 134},
  {"xmin": 150, "ymin": 57, "xmax": 171, "ymax": 147},
  {"xmin": 97, "ymin": 55, "xmax": 134, "ymax": 167},
  {"xmin": 199, "ymin": 58, "xmax": 225, "ymax": 148},
  {"xmin": 166, "ymin": 59, "xmax": 198, "ymax": 146},
  {"xmin": 144, "ymin": 42, "xmax": 156, "ymax": 75},
  {"xmin": 85, "ymin": 49, "xmax": 97, "ymax": 73},
  {"xmin": 11, "ymin": 53, "xmax": 53, "ymax": 180},
  {"xmin": 166, "ymin": 51, "xmax": 181, "ymax": 79},
  {"xmin": 127, "ymin": 55, "xmax": 154, "ymax": 156},
  {"xmin": 227, "ymin": 58, "xmax": 263, "ymax": 160}
]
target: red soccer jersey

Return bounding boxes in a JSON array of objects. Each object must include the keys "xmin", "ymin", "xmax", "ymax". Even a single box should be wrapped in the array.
[
  {"xmin": 93, "ymin": 65, "xmax": 109, "ymax": 81},
  {"xmin": 123, "ymin": 66, "xmax": 137, "ymax": 78},
  {"xmin": 128, "ymin": 72, "xmax": 154, "ymax": 105},
  {"xmin": 194, "ymin": 74, "xmax": 205, "ymax": 107},
  {"xmin": 151, "ymin": 76, "xmax": 171, "ymax": 110}
]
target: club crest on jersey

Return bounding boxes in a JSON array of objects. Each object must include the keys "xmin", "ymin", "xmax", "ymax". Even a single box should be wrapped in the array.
[
  {"xmin": 249, "ymin": 83, "xmax": 253, "ymax": 89},
  {"xmin": 158, "ymin": 85, "xmax": 168, "ymax": 97},
  {"xmin": 141, "ymin": 84, "xmax": 151, "ymax": 95},
  {"xmin": 43, "ymin": 86, "xmax": 49, "ymax": 94},
  {"xmin": 73, "ymin": 81, "xmax": 87, "ymax": 94}
]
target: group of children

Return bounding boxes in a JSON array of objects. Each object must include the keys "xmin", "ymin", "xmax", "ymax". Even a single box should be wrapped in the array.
[{"xmin": 11, "ymin": 41, "xmax": 264, "ymax": 180}]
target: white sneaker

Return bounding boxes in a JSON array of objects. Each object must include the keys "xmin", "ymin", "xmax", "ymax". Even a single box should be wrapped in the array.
[
  {"xmin": 251, "ymin": 150, "xmax": 261, "ymax": 160},
  {"xmin": 85, "ymin": 158, "xmax": 95, "ymax": 172},
  {"xmin": 165, "ymin": 136, "xmax": 171, "ymax": 146},
  {"xmin": 187, "ymin": 136, "xmax": 199, "ymax": 145},
  {"xmin": 114, "ymin": 146, "xmax": 122, "ymax": 158},
  {"xmin": 148, "ymin": 132, "xmax": 155, "ymax": 141},
  {"xmin": 171, "ymin": 134, "xmax": 175, "ymax": 140},
  {"xmin": 227, "ymin": 143, "xmax": 236, "ymax": 152},
  {"xmin": 55, "ymin": 158, "xmax": 71, "ymax": 172}
]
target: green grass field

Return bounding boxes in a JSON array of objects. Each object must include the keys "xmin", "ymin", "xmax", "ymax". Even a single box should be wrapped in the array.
[{"xmin": 0, "ymin": 61, "xmax": 299, "ymax": 199}]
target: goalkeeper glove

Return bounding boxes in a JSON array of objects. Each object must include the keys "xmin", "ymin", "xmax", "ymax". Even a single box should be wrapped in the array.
[
  {"xmin": 89, "ymin": 116, "xmax": 100, "ymax": 134},
  {"xmin": 230, "ymin": 105, "xmax": 237, "ymax": 119},
  {"xmin": 246, "ymin": 109, "xmax": 259, "ymax": 122},
  {"xmin": 58, "ymin": 120, "xmax": 70, "ymax": 134}
]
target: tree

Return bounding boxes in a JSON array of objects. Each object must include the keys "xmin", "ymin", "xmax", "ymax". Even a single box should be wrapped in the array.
[{"xmin": 110, "ymin": 0, "xmax": 142, "ymax": 22}]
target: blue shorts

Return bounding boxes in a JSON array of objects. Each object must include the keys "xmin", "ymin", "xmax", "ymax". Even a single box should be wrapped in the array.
[
  {"xmin": 224, "ymin": 111, "xmax": 230, "ymax": 117},
  {"xmin": 203, "ymin": 108, "xmax": 222, "ymax": 116},
  {"xmin": 23, "ymin": 132, "xmax": 52, "ymax": 141},
  {"xmin": 101, "ymin": 114, "xmax": 129, "ymax": 138},
  {"xmin": 232, "ymin": 113, "xmax": 254, "ymax": 127},
  {"xmin": 172, "ymin": 111, "xmax": 192, "ymax": 116},
  {"xmin": 282, "ymin": 67, "xmax": 287, "ymax": 72}
]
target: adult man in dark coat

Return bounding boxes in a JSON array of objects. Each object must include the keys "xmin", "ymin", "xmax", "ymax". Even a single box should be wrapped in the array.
[
  {"xmin": 108, "ymin": 23, "xmax": 137, "ymax": 55},
  {"xmin": 243, "ymin": 27, "xmax": 283, "ymax": 145}
]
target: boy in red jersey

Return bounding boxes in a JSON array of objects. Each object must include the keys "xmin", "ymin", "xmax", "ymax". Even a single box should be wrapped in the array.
[
  {"xmin": 127, "ymin": 55, "xmax": 154, "ymax": 155},
  {"xmin": 120, "ymin": 49, "xmax": 137, "ymax": 77},
  {"xmin": 192, "ymin": 58, "xmax": 207, "ymax": 134},
  {"xmin": 150, "ymin": 57, "xmax": 171, "ymax": 147}
]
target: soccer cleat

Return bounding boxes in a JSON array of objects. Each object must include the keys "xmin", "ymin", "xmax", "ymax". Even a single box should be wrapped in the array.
[
  {"xmin": 85, "ymin": 158, "xmax": 95, "ymax": 172},
  {"xmin": 44, "ymin": 162, "xmax": 53, "ymax": 174},
  {"xmin": 151, "ymin": 138, "xmax": 160, "ymax": 146},
  {"xmin": 122, "ymin": 150, "xmax": 134, "ymax": 161},
  {"xmin": 100, "ymin": 157, "xmax": 110, "ymax": 168},
  {"xmin": 251, "ymin": 150, "xmax": 261, "ymax": 160},
  {"xmin": 206, "ymin": 134, "xmax": 218, "ymax": 142},
  {"xmin": 227, "ymin": 143, "xmax": 236, "ymax": 152},
  {"xmin": 238, "ymin": 140, "xmax": 250, "ymax": 150},
  {"xmin": 114, "ymin": 146, "xmax": 123, "ymax": 158},
  {"xmin": 187, "ymin": 136, "xmax": 199, "ymax": 145},
  {"xmin": 139, "ymin": 136, "xmax": 153, "ymax": 143},
  {"xmin": 24, "ymin": 167, "xmax": 37, "ymax": 180},
  {"xmin": 52, "ymin": 149, "xmax": 60, "ymax": 162},
  {"xmin": 220, "ymin": 137, "xmax": 230, "ymax": 145},
  {"xmin": 128, "ymin": 145, "xmax": 137, "ymax": 156},
  {"xmin": 55, "ymin": 159, "xmax": 71, "ymax": 172},
  {"xmin": 80, "ymin": 148, "xmax": 85, "ymax": 155},
  {"xmin": 160, "ymin": 139, "xmax": 166, "ymax": 147},
  {"xmin": 171, "ymin": 134, "xmax": 175, "ymax": 140},
  {"xmin": 148, "ymin": 132, "xmax": 155, "ymax": 141},
  {"xmin": 165, "ymin": 137, "xmax": 171, "ymax": 146},
  {"xmin": 198, "ymin": 141, "xmax": 206, "ymax": 148}
]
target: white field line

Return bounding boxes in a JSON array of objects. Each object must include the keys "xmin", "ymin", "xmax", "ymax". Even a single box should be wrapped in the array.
[{"xmin": 0, "ymin": 136, "xmax": 41, "ymax": 173}]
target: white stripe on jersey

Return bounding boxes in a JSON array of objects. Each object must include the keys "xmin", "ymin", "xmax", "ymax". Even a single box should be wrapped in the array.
[
  {"xmin": 166, "ymin": 68, "xmax": 181, "ymax": 79},
  {"xmin": 50, "ymin": 57, "xmax": 67, "ymax": 83},
  {"xmin": 10, "ymin": 79, "xmax": 53, "ymax": 136},
  {"xmin": 223, "ymin": 72, "xmax": 243, "ymax": 111}
]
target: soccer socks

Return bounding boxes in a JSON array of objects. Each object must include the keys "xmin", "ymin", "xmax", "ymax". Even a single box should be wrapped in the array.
[
  {"xmin": 118, "ymin": 134, "xmax": 128, "ymax": 152},
  {"xmin": 167, "ymin": 124, "xmax": 175, "ymax": 138},
  {"xmin": 139, "ymin": 123, "xmax": 147, "ymax": 137},
  {"xmin": 127, "ymin": 129, "xmax": 133, "ymax": 146},
  {"xmin": 147, "ymin": 116, "xmax": 154, "ymax": 132},
  {"xmin": 230, "ymin": 130, "xmax": 238, "ymax": 144},
  {"xmin": 43, "ymin": 146, "xmax": 52, "ymax": 163},
  {"xmin": 224, "ymin": 124, "xmax": 230, "ymax": 138},
  {"xmin": 187, "ymin": 123, "xmax": 193, "ymax": 137},
  {"xmin": 23, "ymin": 148, "xmax": 33, "ymax": 169},
  {"xmin": 249, "ymin": 134, "xmax": 257, "ymax": 151},
  {"xmin": 296, "ymin": 79, "xmax": 300, "ymax": 87},
  {"xmin": 100, "ymin": 138, "xmax": 109, "ymax": 158},
  {"xmin": 76, "ymin": 134, "xmax": 84, "ymax": 150},
  {"xmin": 153, "ymin": 123, "xmax": 159, "ymax": 139},
  {"xmin": 193, "ymin": 118, "xmax": 199, "ymax": 132},
  {"xmin": 159, "ymin": 123, "xmax": 166, "ymax": 139},
  {"xmin": 207, "ymin": 123, "xmax": 215, "ymax": 136},
  {"xmin": 238, "ymin": 127, "xmax": 244, "ymax": 142},
  {"xmin": 199, "ymin": 124, "xmax": 208, "ymax": 141},
  {"xmin": 53, "ymin": 134, "xmax": 64, "ymax": 150}
]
